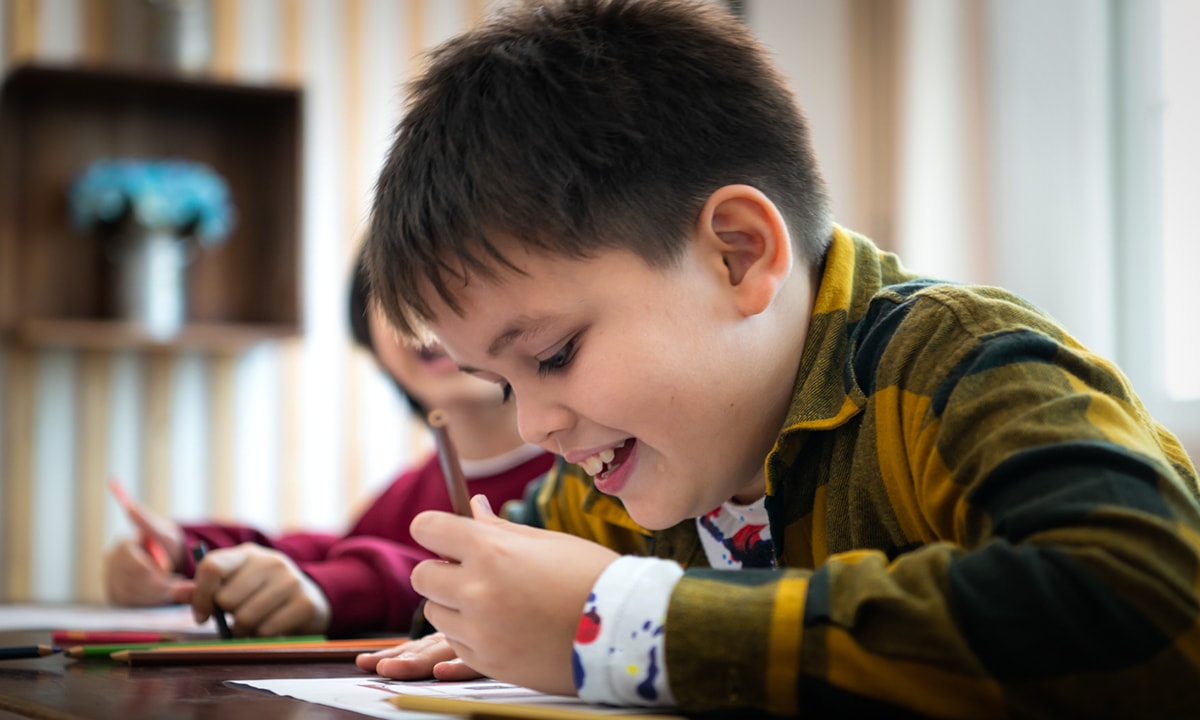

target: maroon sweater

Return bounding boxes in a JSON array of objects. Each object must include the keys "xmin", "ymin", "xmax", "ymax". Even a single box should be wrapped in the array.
[{"xmin": 178, "ymin": 448, "xmax": 555, "ymax": 637}]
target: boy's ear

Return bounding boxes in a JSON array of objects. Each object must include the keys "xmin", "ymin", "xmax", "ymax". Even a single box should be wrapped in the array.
[{"xmin": 696, "ymin": 184, "xmax": 793, "ymax": 317}]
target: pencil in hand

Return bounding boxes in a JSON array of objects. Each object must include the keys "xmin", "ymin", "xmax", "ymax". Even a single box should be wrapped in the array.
[
  {"xmin": 108, "ymin": 477, "xmax": 173, "ymax": 571},
  {"xmin": 190, "ymin": 541, "xmax": 234, "ymax": 639},
  {"xmin": 428, "ymin": 408, "xmax": 471, "ymax": 517}
]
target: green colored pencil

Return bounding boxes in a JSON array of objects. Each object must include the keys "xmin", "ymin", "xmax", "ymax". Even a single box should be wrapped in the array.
[{"xmin": 65, "ymin": 634, "xmax": 327, "ymax": 659}]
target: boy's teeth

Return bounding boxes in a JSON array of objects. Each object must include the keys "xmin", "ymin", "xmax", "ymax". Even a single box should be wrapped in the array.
[
  {"xmin": 581, "ymin": 455, "xmax": 604, "ymax": 476},
  {"xmin": 580, "ymin": 441, "xmax": 627, "ymax": 477}
]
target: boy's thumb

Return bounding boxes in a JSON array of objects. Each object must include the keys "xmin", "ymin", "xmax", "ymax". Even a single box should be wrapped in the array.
[{"xmin": 470, "ymin": 494, "xmax": 496, "ymax": 520}]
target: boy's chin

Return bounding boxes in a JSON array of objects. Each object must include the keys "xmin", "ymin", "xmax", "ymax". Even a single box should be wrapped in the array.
[{"xmin": 623, "ymin": 503, "xmax": 688, "ymax": 532}]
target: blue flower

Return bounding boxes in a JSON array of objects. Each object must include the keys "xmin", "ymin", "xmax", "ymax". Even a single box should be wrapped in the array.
[{"xmin": 69, "ymin": 158, "xmax": 236, "ymax": 248}]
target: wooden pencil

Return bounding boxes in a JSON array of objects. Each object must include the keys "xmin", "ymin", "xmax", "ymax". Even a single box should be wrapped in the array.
[
  {"xmin": 107, "ymin": 477, "xmax": 173, "ymax": 571},
  {"xmin": 428, "ymin": 408, "xmax": 471, "ymax": 517},
  {"xmin": 389, "ymin": 693, "xmax": 686, "ymax": 720},
  {"xmin": 64, "ymin": 634, "xmax": 330, "ymax": 658},
  {"xmin": 111, "ymin": 645, "xmax": 389, "ymax": 665},
  {"xmin": 0, "ymin": 645, "xmax": 62, "ymax": 660},
  {"xmin": 137, "ymin": 637, "xmax": 406, "ymax": 653},
  {"xmin": 52, "ymin": 630, "xmax": 180, "ymax": 645}
]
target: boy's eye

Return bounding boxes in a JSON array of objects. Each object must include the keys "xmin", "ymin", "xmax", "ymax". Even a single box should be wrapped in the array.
[
  {"xmin": 501, "ymin": 382, "xmax": 513, "ymax": 404},
  {"xmin": 537, "ymin": 337, "xmax": 577, "ymax": 377}
]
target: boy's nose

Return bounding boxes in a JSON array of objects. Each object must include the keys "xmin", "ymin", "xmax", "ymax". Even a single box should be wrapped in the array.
[{"xmin": 514, "ymin": 389, "xmax": 574, "ymax": 448}]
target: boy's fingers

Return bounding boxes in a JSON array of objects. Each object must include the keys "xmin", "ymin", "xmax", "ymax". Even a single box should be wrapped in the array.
[
  {"xmin": 170, "ymin": 579, "xmax": 196, "ymax": 605},
  {"xmin": 469, "ymin": 494, "xmax": 495, "ymax": 519},
  {"xmin": 191, "ymin": 546, "xmax": 246, "ymax": 618},
  {"xmin": 432, "ymin": 657, "xmax": 485, "ymax": 682},
  {"xmin": 409, "ymin": 511, "xmax": 477, "ymax": 560}
]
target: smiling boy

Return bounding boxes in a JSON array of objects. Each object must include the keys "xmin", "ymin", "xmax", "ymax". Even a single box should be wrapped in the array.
[{"xmin": 358, "ymin": 0, "xmax": 1200, "ymax": 715}]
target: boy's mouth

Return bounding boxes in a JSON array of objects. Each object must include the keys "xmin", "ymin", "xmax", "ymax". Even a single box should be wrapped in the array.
[{"xmin": 578, "ymin": 439, "xmax": 632, "ymax": 479}]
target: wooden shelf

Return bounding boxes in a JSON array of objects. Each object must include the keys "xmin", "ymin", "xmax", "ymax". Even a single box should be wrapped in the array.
[
  {"xmin": 16, "ymin": 319, "xmax": 298, "ymax": 353},
  {"xmin": 0, "ymin": 63, "xmax": 304, "ymax": 351}
]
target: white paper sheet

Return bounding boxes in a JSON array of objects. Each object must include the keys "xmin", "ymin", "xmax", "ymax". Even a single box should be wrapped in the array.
[
  {"xmin": 0, "ymin": 603, "xmax": 210, "ymax": 633},
  {"xmin": 231, "ymin": 676, "xmax": 664, "ymax": 719}
]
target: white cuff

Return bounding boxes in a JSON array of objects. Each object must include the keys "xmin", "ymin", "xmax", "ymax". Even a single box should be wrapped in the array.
[{"xmin": 573, "ymin": 555, "xmax": 684, "ymax": 707}]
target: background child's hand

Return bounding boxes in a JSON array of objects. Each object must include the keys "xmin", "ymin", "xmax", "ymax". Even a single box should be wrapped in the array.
[
  {"xmin": 174, "ymin": 543, "xmax": 331, "ymax": 637},
  {"xmin": 357, "ymin": 631, "xmax": 484, "ymax": 681},
  {"xmin": 103, "ymin": 538, "xmax": 187, "ymax": 606},
  {"xmin": 410, "ymin": 495, "xmax": 621, "ymax": 697}
]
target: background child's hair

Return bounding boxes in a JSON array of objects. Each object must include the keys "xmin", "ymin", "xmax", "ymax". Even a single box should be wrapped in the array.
[
  {"xmin": 348, "ymin": 244, "xmax": 429, "ymax": 420},
  {"xmin": 369, "ymin": 0, "xmax": 831, "ymax": 335}
]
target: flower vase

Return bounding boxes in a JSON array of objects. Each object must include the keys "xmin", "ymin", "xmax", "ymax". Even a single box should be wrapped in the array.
[{"xmin": 113, "ymin": 228, "xmax": 189, "ymax": 340}]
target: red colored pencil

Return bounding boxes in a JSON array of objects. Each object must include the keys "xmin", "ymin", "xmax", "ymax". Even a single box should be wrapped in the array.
[
  {"xmin": 108, "ymin": 477, "xmax": 173, "ymax": 571},
  {"xmin": 51, "ymin": 630, "xmax": 180, "ymax": 645}
]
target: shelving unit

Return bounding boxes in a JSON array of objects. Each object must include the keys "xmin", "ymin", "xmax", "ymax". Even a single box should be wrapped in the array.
[{"xmin": 0, "ymin": 63, "xmax": 303, "ymax": 351}]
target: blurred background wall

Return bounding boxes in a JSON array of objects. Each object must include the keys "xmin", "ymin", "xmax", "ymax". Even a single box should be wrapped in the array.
[{"xmin": 1, "ymin": 0, "xmax": 1196, "ymax": 603}]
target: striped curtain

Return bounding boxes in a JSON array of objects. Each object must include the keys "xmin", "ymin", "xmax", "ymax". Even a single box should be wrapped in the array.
[
  {"xmin": 0, "ymin": 0, "xmax": 493, "ymax": 604},
  {"xmin": 1, "ymin": 0, "xmax": 939, "ymax": 604}
]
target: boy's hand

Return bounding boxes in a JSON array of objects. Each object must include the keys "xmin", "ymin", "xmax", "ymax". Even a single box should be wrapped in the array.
[
  {"xmin": 103, "ymin": 538, "xmax": 187, "ymax": 606},
  {"xmin": 410, "ymin": 495, "xmax": 621, "ymax": 696},
  {"xmin": 173, "ymin": 543, "xmax": 331, "ymax": 637},
  {"xmin": 357, "ymin": 632, "xmax": 484, "ymax": 681}
]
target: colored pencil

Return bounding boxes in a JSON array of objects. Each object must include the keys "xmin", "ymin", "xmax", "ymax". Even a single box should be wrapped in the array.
[
  {"xmin": 191, "ymin": 541, "xmax": 234, "ymax": 639},
  {"xmin": 389, "ymin": 693, "xmax": 686, "ymax": 720},
  {"xmin": 111, "ymin": 645, "xmax": 392, "ymax": 665},
  {"xmin": 137, "ymin": 637, "xmax": 405, "ymax": 653},
  {"xmin": 0, "ymin": 645, "xmax": 62, "ymax": 660},
  {"xmin": 429, "ymin": 408, "xmax": 471, "ymax": 517},
  {"xmin": 52, "ymin": 630, "xmax": 182, "ymax": 645},
  {"xmin": 64, "ymin": 635, "xmax": 328, "ymax": 658},
  {"xmin": 108, "ymin": 477, "xmax": 173, "ymax": 571}
]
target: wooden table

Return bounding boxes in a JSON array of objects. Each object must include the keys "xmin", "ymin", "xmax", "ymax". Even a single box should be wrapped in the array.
[{"xmin": 0, "ymin": 629, "xmax": 379, "ymax": 719}]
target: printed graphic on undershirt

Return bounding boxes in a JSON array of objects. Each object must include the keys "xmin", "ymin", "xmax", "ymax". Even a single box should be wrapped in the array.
[
  {"xmin": 697, "ymin": 496, "xmax": 776, "ymax": 569},
  {"xmin": 572, "ymin": 593, "xmax": 601, "ymax": 690},
  {"xmin": 573, "ymin": 585, "xmax": 667, "ymax": 702}
]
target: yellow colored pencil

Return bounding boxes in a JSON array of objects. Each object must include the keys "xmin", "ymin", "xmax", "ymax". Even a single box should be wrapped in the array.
[{"xmin": 389, "ymin": 693, "xmax": 685, "ymax": 720}]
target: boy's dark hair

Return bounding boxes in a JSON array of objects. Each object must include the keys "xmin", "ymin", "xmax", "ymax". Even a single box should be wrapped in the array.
[
  {"xmin": 368, "ymin": 0, "xmax": 831, "ymax": 336},
  {"xmin": 348, "ymin": 244, "xmax": 429, "ymax": 420},
  {"xmin": 348, "ymin": 245, "xmax": 376, "ymax": 352}
]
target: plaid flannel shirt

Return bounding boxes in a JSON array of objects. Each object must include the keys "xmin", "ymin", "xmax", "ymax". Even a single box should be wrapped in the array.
[{"xmin": 532, "ymin": 226, "xmax": 1200, "ymax": 717}]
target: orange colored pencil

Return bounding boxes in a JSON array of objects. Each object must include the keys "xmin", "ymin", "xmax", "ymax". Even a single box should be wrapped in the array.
[
  {"xmin": 136, "ymin": 637, "xmax": 407, "ymax": 653},
  {"xmin": 112, "ymin": 645, "xmax": 398, "ymax": 665}
]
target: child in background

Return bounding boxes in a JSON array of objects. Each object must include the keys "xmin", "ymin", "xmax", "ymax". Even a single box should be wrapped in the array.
[
  {"xmin": 356, "ymin": 0, "xmax": 1200, "ymax": 715},
  {"xmin": 102, "ymin": 248, "xmax": 555, "ymax": 638}
]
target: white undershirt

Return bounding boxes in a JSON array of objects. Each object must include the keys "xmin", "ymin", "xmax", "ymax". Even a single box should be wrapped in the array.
[{"xmin": 573, "ymin": 495, "xmax": 774, "ymax": 707}]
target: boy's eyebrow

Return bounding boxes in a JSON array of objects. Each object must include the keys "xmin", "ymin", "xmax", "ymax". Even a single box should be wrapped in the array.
[{"xmin": 487, "ymin": 316, "xmax": 553, "ymax": 357}]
